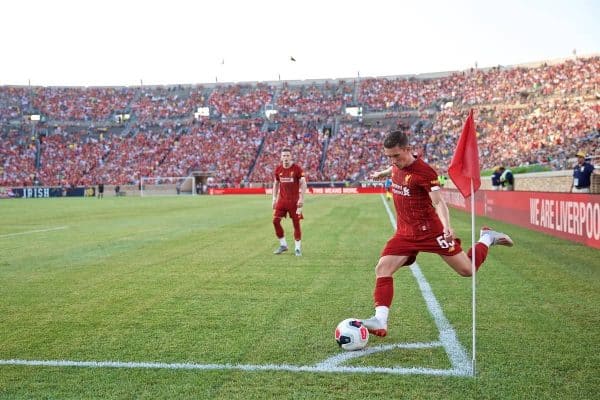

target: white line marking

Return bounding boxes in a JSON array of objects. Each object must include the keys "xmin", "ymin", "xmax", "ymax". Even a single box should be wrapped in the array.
[
  {"xmin": 316, "ymin": 341, "xmax": 442, "ymax": 368},
  {"xmin": 379, "ymin": 194, "xmax": 472, "ymax": 375},
  {"xmin": 0, "ymin": 357, "xmax": 470, "ymax": 376},
  {"xmin": 0, "ymin": 226, "xmax": 68, "ymax": 238}
]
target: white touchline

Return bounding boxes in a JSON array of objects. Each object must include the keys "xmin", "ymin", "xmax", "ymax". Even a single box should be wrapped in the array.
[
  {"xmin": 0, "ymin": 226, "xmax": 68, "ymax": 238},
  {"xmin": 380, "ymin": 194, "xmax": 472, "ymax": 374},
  {"xmin": 0, "ymin": 195, "xmax": 472, "ymax": 376},
  {"xmin": 0, "ymin": 354, "xmax": 469, "ymax": 376}
]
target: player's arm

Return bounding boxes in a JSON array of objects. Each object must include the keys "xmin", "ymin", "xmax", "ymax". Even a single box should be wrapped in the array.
[
  {"xmin": 429, "ymin": 190, "xmax": 455, "ymax": 239},
  {"xmin": 297, "ymin": 176, "xmax": 307, "ymax": 208},
  {"xmin": 272, "ymin": 179, "xmax": 279, "ymax": 209},
  {"xmin": 370, "ymin": 166, "xmax": 392, "ymax": 179}
]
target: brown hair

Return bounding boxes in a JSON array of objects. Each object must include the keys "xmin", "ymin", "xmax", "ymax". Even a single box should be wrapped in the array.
[{"xmin": 383, "ymin": 130, "xmax": 409, "ymax": 149}]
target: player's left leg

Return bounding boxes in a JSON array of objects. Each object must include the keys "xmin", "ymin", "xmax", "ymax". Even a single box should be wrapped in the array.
[
  {"xmin": 362, "ymin": 254, "xmax": 415, "ymax": 337},
  {"xmin": 291, "ymin": 215, "xmax": 302, "ymax": 256}
]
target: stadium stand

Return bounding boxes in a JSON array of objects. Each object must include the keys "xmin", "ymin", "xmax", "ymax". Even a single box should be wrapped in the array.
[{"xmin": 1, "ymin": 56, "xmax": 598, "ymax": 189}]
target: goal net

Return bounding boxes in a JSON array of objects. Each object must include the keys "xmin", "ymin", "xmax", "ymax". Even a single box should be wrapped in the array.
[{"xmin": 139, "ymin": 176, "xmax": 196, "ymax": 197}]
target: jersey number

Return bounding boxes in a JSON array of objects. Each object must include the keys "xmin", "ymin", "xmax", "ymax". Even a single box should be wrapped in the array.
[{"xmin": 436, "ymin": 235, "xmax": 455, "ymax": 249}]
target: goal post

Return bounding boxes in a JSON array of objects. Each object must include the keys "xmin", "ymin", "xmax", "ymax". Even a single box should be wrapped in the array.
[{"xmin": 139, "ymin": 176, "xmax": 196, "ymax": 197}]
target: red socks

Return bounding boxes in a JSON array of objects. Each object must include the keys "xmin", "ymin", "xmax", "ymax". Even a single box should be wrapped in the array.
[
  {"xmin": 292, "ymin": 217, "xmax": 302, "ymax": 241},
  {"xmin": 374, "ymin": 276, "xmax": 394, "ymax": 307},
  {"xmin": 273, "ymin": 217, "xmax": 284, "ymax": 238},
  {"xmin": 467, "ymin": 242, "xmax": 489, "ymax": 271}
]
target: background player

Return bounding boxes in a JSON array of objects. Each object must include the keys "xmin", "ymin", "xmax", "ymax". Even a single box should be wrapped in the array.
[{"xmin": 272, "ymin": 148, "xmax": 307, "ymax": 256}]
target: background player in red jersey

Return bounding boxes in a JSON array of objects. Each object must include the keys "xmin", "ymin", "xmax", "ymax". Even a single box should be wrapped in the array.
[
  {"xmin": 272, "ymin": 148, "xmax": 307, "ymax": 256},
  {"xmin": 363, "ymin": 129, "xmax": 514, "ymax": 337}
]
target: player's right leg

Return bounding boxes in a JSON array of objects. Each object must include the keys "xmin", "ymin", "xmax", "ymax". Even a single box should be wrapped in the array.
[
  {"xmin": 272, "ymin": 210, "xmax": 288, "ymax": 254},
  {"xmin": 442, "ymin": 227, "xmax": 513, "ymax": 276},
  {"xmin": 480, "ymin": 226, "xmax": 514, "ymax": 246}
]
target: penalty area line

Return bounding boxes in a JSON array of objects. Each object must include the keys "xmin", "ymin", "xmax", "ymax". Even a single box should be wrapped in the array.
[{"xmin": 0, "ymin": 226, "xmax": 68, "ymax": 238}]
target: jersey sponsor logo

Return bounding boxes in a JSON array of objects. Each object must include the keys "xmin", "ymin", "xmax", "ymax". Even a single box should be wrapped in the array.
[
  {"xmin": 279, "ymin": 177, "xmax": 295, "ymax": 183},
  {"xmin": 392, "ymin": 183, "xmax": 410, "ymax": 196}
]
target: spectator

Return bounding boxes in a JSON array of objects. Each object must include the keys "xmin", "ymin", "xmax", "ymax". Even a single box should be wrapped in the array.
[
  {"xmin": 499, "ymin": 167, "xmax": 514, "ymax": 191},
  {"xmin": 491, "ymin": 167, "xmax": 502, "ymax": 190},
  {"xmin": 571, "ymin": 151, "xmax": 595, "ymax": 193}
]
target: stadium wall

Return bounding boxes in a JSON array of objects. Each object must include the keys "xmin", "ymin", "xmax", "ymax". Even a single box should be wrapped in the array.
[
  {"xmin": 2, "ymin": 171, "xmax": 599, "ymax": 198},
  {"xmin": 442, "ymin": 189, "xmax": 600, "ymax": 249}
]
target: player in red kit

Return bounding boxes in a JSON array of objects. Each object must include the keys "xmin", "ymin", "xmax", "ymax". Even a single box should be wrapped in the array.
[
  {"xmin": 272, "ymin": 148, "xmax": 307, "ymax": 256},
  {"xmin": 362, "ymin": 130, "xmax": 514, "ymax": 337}
]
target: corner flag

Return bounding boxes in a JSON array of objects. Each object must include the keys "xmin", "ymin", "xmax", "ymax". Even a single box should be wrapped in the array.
[
  {"xmin": 448, "ymin": 109, "xmax": 480, "ymax": 198},
  {"xmin": 447, "ymin": 108, "xmax": 481, "ymax": 376}
]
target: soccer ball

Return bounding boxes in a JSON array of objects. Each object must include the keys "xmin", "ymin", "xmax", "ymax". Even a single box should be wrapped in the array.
[{"xmin": 335, "ymin": 318, "xmax": 369, "ymax": 351}]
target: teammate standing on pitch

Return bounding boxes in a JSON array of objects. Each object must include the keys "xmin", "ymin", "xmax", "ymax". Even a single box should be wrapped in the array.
[
  {"xmin": 272, "ymin": 148, "xmax": 307, "ymax": 256},
  {"xmin": 362, "ymin": 129, "xmax": 514, "ymax": 337}
]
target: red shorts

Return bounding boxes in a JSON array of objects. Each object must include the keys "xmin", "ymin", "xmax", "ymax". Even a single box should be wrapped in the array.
[
  {"xmin": 273, "ymin": 200, "xmax": 303, "ymax": 220},
  {"xmin": 381, "ymin": 232, "xmax": 463, "ymax": 264}
]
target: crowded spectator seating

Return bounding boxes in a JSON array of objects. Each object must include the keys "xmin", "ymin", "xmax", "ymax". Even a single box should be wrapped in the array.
[
  {"xmin": 250, "ymin": 116, "xmax": 326, "ymax": 184},
  {"xmin": 208, "ymin": 83, "xmax": 274, "ymax": 118},
  {"xmin": 0, "ymin": 126, "xmax": 37, "ymax": 186},
  {"xmin": 1, "ymin": 55, "xmax": 598, "ymax": 188}
]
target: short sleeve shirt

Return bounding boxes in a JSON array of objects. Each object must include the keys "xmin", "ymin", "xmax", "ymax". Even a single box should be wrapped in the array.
[
  {"xmin": 275, "ymin": 164, "xmax": 304, "ymax": 203},
  {"xmin": 391, "ymin": 158, "xmax": 443, "ymax": 239}
]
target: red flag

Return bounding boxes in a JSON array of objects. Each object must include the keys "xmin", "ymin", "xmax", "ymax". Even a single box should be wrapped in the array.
[{"xmin": 448, "ymin": 109, "xmax": 481, "ymax": 198}]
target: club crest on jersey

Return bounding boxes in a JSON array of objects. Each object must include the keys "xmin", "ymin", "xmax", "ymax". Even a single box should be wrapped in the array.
[{"xmin": 404, "ymin": 174, "xmax": 412, "ymax": 184}]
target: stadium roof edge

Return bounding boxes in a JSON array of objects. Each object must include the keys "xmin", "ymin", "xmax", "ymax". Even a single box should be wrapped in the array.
[{"xmin": 2, "ymin": 53, "xmax": 598, "ymax": 89}]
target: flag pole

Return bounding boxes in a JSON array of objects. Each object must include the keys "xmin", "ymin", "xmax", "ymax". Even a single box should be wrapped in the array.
[
  {"xmin": 446, "ymin": 108, "xmax": 480, "ymax": 377},
  {"xmin": 471, "ymin": 178, "xmax": 476, "ymax": 376}
]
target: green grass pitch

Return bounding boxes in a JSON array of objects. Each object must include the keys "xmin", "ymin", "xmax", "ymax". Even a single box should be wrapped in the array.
[{"xmin": 0, "ymin": 195, "xmax": 598, "ymax": 399}]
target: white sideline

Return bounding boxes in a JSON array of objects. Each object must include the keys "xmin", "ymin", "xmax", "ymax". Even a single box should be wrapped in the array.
[
  {"xmin": 0, "ymin": 226, "xmax": 68, "ymax": 238},
  {"xmin": 0, "ymin": 356, "xmax": 467, "ymax": 376},
  {"xmin": 0, "ymin": 196, "xmax": 471, "ymax": 376}
]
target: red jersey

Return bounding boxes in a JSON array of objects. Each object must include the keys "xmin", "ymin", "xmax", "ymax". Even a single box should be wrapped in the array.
[
  {"xmin": 275, "ymin": 164, "xmax": 304, "ymax": 202},
  {"xmin": 391, "ymin": 158, "xmax": 443, "ymax": 239}
]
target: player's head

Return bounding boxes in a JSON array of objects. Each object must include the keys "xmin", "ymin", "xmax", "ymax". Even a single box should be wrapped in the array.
[
  {"xmin": 281, "ymin": 148, "xmax": 292, "ymax": 168},
  {"xmin": 383, "ymin": 130, "xmax": 414, "ymax": 169}
]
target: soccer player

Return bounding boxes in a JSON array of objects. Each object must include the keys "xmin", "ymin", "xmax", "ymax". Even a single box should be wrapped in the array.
[
  {"xmin": 272, "ymin": 148, "xmax": 307, "ymax": 256},
  {"xmin": 363, "ymin": 129, "xmax": 514, "ymax": 337}
]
